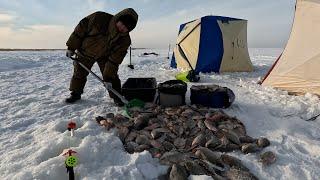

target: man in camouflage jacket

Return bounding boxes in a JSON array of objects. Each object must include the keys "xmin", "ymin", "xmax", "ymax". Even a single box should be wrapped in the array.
[{"xmin": 65, "ymin": 8, "xmax": 138, "ymax": 105}]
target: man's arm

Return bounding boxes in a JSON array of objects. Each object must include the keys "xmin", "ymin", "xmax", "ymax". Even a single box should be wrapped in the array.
[
  {"xmin": 103, "ymin": 40, "xmax": 131, "ymax": 80},
  {"xmin": 66, "ymin": 12, "xmax": 97, "ymax": 51}
]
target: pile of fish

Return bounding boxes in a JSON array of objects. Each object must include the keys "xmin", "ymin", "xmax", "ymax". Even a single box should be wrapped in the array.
[{"xmin": 96, "ymin": 104, "xmax": 276, "ymax": 180}]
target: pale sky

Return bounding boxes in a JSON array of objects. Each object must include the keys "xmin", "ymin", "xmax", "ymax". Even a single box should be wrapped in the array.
[{"xmin": 0, "ymin": 0, "xmax": 296, "ymax": 49}]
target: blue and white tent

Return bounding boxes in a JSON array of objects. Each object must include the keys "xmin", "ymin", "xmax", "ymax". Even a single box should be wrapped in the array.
[{"xmin": 171, "ymin": 16, "xmax": 253, "ymax": 73}]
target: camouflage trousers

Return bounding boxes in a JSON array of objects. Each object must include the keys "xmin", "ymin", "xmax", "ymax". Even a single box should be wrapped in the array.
[{"xmin": 69, "ymin": 55, "xmax": 122, "ymax": 102}]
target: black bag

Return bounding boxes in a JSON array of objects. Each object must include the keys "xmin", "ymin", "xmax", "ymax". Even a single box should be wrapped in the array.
[{"xmin": 190, "ymin": 85, "xmax": 235, "ymax": 108}]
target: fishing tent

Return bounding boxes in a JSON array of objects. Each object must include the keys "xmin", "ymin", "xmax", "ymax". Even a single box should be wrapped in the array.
[
  {"xmin": 171, "ymin": 15, "xmax": 253, "ymax": 73},
  {"xmin": 262, "ymin": 0, "xmax": 320, "ymax": 96}
]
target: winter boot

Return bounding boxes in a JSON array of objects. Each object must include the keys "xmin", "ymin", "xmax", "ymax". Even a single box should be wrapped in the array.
[{"xmin": 65, "ymin": 92, "xmax": 81, "ymax": 103}]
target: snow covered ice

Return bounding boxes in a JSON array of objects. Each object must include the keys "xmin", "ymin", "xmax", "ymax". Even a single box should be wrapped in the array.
[{"xmin": 1, "ymin": 48, "xmax": 320, "ymax": 180}]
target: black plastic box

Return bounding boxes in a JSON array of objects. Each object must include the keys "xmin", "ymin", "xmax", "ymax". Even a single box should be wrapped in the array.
[{"xmin": 122, "ymin": 78, "xmax": 157, "ymax": 102}]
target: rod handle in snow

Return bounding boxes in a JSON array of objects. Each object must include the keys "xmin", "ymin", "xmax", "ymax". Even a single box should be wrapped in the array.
[
  {"xmin": 66, "ymin": 166, "xmax": 75, "ymax": 180},
  {"xmin": 67, "ymin": 121, "xmax": 76, "ymax": 137},
  {"xmin": 63, "ymin": 149, "xmax": 78, "ymax": 180}
]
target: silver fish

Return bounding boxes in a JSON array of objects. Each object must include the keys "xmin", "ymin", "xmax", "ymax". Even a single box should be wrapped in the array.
[
  {"xmin": 205, "ymin": 136, "xmax": 221, "ymax": 149},
  {"xmin": 257, "ymin": 137, "xmax": 270, "ymax": 148},
  {"xmin": 174, "ymin": 138, "xmax": 186, "ymax": 149},
  {"xmin": 220, "ymin": 154, "xmax": 250, "ymax": 172},
  {"xmin": 169, "ymin": 164, "xmax": 188, "ymax": 180},
  {"xmin": 195, "ymin": 147, "xmax": 221, "ymax": 164},
  {"xmin": 184, "ymin": 160, "xmax": 206, "ymax": 175},
  {"xmin": 204, "ymin": 120, "xmax": 218, "ymax": 132},
  {"xmin": 241, "ymin": 143, "xmax": 260, "ymax": 154},
  {"xmin": 191, "ymin": 133, "xmax": 206, "ymax": 148},
  {"xmin": 222, "ymin": 129, "xmax": 241, "ymax": 145},
  {"xmin": 125, "ymin": 131, "xmax": 138, "ymax": 143},
  {"xmin": 259, "ymin": 151, "xmax": 276, "ymax": 166},
  {"xmin": 223, "ymin": 167, "xmax": 258, "ymax": 180},
  {"xmin": 134, "ymin": 144, "xmax": 150, "ymax": 152},
  {"xmin": 151, "ymin": 128, "xmax": 171, "ymax": 139},
  {"xmin": 135, "ymin": 135, "xmax": 150, "ymax": 145}
]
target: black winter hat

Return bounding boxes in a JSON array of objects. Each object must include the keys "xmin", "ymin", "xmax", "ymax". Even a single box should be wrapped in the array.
[{"xmin": 117, "ymin": 15, "xmax": 136, "ymax": 31}]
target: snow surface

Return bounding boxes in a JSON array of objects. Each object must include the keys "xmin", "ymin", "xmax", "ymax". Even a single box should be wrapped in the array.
[{"xmin": 0, "ymin": 48, "xmax": 320, "ymax": 180}]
